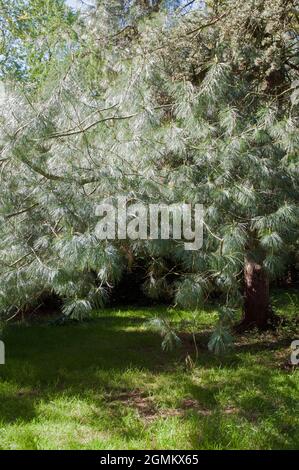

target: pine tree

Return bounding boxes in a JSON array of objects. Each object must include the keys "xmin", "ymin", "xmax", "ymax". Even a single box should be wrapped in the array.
[
  {"xmin": 0, "ymin": 0, "xmax": 77, "ymax": 82},
  {"xmin": 0, "ymin": 0, "xmax": 298, "ymax": 348}
]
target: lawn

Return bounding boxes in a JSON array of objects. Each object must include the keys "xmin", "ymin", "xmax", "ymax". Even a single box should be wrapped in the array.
[{"xmin": 0, "ymin": 289, "xmax": 298, "ymax": 450}]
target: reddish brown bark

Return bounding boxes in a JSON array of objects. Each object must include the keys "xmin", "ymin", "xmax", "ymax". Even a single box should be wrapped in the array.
[{"xmin": 237, "ymin": 257, "xmax": 275, "ymax": 331}]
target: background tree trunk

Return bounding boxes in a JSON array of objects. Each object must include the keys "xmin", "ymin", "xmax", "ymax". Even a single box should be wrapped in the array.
[{"xmin": 238, "ymin": 257, "xmax": 273, "ymax": 330}]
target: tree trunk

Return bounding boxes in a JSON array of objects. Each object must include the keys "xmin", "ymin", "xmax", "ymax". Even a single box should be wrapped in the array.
[{"xmin": 238, "ymin": 257, "xmax": 273, "ymax": 330}]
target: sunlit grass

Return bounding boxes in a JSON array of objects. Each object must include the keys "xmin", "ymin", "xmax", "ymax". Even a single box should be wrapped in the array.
[{"xmin": 0, "ymin": 289, "xmax": 298, "ymax": 449}]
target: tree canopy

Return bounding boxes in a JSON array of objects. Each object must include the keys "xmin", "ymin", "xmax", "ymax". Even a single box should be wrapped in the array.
[
  {"xmin": 0, "ymin": 0, "xmax": 77, "ymax": 82},
  {"xmin": 0, "ymin": 0, "xmax": 298, "ymax": 350}
]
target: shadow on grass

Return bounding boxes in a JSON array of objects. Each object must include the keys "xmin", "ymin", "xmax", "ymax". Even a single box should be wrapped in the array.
[
  {"xmin": 0, "ymin": 312, "xmax": 298, "ymax": 449},
  {"xmin": 0, "ymin": 394, "xmax": 37, "ymax": 424},
  {"xmin": 188, "ymin": 365, "xmax": 299, "ymax": 450}
]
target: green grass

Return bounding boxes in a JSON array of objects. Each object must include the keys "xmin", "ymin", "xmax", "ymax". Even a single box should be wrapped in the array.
[{"xmin": 0, "ymin": 289, "xmax": 298, "ymax": 450}]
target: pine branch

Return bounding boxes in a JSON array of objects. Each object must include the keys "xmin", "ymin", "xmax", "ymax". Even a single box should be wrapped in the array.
[
  {"xmin": 47, "ymin": 112, "xmax": 139, "ymax": 139},
  {"xmin": 187, "ymin": 13, "xmax": 227, "ymax": 36},
  {"xmin": 5, "ymin": 203, "xmax": 39, "ymax": 219}
]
